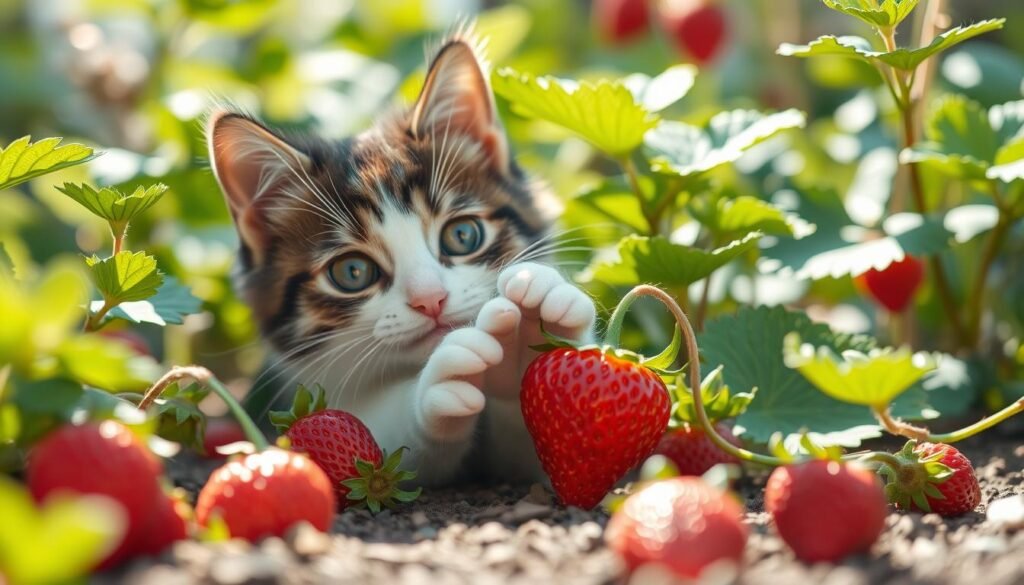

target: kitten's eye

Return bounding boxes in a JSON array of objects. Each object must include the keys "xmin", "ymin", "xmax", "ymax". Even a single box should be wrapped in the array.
[
  {"xmin": 327, "ymin": 253, "xmax": 379, "ymax": 293},
  {"xmin": 440, "ymin": 217, "xmax": 484, "ymax": 256}
]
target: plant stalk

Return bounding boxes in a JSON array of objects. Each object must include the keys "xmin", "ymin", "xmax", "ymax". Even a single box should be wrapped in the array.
[
  {"xmin": 965, "ymin": 208, "xmax": 1014, "ymax": 345},
  {"xmin": 83, "ymin": 300, "xmax": 114, "ymax": 332},
  {"xmin": 927, "ymin": 397, "xmax": 1024, "ymax": 444},
  {"xmin": 872, "ymin": 406, "xmax": 931, "ymax": 441},
  {"xmin": 140, "ymin": 365, "xmax": 269, "ymax": 451}
]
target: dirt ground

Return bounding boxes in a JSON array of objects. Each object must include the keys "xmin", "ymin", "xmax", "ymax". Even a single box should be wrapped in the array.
[{"xmin": 101, "ymin": 426, "xmax": 1024, "ymax": 585}]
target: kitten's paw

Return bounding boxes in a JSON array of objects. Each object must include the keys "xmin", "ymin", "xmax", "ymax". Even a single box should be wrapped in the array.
[
  {"xmin": 497, "ymin": 262, "xmax": 595, "ymax": 340},
  {"xmin": 475, "ymin": 297, "xmax": 521, "ymax": 338},
  {"xmin": 416, "ymin": 328, "xmax": 503, "ymax": 440}
]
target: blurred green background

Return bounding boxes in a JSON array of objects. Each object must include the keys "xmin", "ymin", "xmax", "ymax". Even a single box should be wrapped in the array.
[{"xmin": 0, "ymin": 0, "xmax": 1021, "ymax": 390}]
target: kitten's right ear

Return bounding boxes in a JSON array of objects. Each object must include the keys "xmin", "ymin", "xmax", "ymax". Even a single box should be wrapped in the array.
[{"xmin": 207, "ymin": 111, "xmax": 310, "ymax": 262}]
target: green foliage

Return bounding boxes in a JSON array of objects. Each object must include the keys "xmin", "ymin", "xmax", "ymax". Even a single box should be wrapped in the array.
[
  {"xmin": 123, "ymin": 383, "xmax": 210, "ymax": 450},
  {"xmin": 587, "ymin": 232, "xmax": 762, "ymax": 287},
  {"xmin": 821, "ymin": 0, "xmax": 920, "ymax": 29},
  {"xmin": 779, "ymin": 20, "xmax": 1006, "ymax": 72},
  {"xmin": 903, "ymin": 96, "xmax": 1024, "ymax": 183},
  {"xmin": 58, "ymin": 183, "xmax": 167, "ymax": 239},
  {"xmin": 97, "ymin": 277, "xmax": 203, "ymax": 327},
  {"xmin": 645, "ymin": 109, "xmax": 806, "ymax": 178},
  {"xmin": 0, "ymin": 476, "xmax": 125, "ymax": 585},
  {"xmin": 492, "ymin": 68, "xmax": 659, "ymax": 156},
  {"xmin": 0, "ymin": 137, "xmax": 97, "ymax": 191},
  {"xmin": 700, "ymin": 306, "xmax": 936, "ymax": 446},
  {"xmin": 87, "ymin": 251, "xmax": 164, "ymax": 306},
  {"xmin": 784, "ymin": 333, "xmax": 937, "ymax": 408}
]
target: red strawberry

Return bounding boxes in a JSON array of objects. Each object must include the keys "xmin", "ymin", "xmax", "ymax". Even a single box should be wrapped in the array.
[
  {"xmin": 884, "ymin": 441, "xmax": 980, "ymax": 517},
  {"xmin": 27, "ymin": 420, "xmax": 164, "ymax": 569},
  {"xmin": 906, "ymin": 443, "xmax": 980, "ymax": 516},
  {"xmin": 857, "ymin": 255, "xmax": 924, "ymax": 312},
  {"xmin": 659, "ymin": 0, "xmax": 728, "ymax": 66},
  {"xmin": 606, "ymin": 477, "xmax": 747, "ymax": 578},
  {"xmin": 655, "ymin": 423, "xmax": 741, "ymax": 476},
  {"xmin": 765, "ymin": 460, "xmax": 887, "ymax": 562},
  {"xmin": 202, "ymin": 418, "xmax": 247, "ymax": 458},
  {"xmin": 521, "ymin": 348, "xmax": 671, "ymax": 509},
  {"xmin": 270, "ymin": 385, "xmax": 420, "ymax": 512},
  {"xmin": 134, "ymin": 490, "xmax": 190, "ymax": 557},
  {"xmin": 195, "ymin": 448, "xmax": 335, "ymax": 541},
  {"xmin": 594, "ymin": 0, "xmax": 650, "ymax": 44}
]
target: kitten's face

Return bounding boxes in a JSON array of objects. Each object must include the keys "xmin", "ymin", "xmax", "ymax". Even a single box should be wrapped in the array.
[{"xmin": 208, "ymin": 38, "xmax": 550, "ymax": 381}]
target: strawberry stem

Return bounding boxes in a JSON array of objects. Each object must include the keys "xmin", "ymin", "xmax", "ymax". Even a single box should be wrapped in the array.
[
  {"xmin": 140, "ymin": 365, "xmax": 269, "ymax": 451},
  {"xmin": 619, "ymin": 285, "xmax": 787, "ymax": 467},
  {"xmin": 926, "ymin": 396, "xmax": 1024, "ymax": 444}
]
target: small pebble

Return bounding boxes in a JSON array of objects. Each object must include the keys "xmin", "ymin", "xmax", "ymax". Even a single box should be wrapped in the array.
[
  {"xmin": 987, "ymin": 495, "xmax": 1024, "ymax": 530},
  {"xmin": 286, "ymin": 522, "xmax": 332, "ymax": 556}
]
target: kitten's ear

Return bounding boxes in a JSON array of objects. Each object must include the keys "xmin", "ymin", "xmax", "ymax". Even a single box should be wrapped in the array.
[
  {"xmin": 411, "ymin": 40, "xmax": 509, "ymax": 174},
  {"xmin": 207, "ymin": 111, "xmax": 310, "ymax": 262}
]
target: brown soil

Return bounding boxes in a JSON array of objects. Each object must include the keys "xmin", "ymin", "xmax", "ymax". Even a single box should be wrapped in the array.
[{"xmin": 99, "ymin": 429, "xmax": 1023, "ymax": 585}]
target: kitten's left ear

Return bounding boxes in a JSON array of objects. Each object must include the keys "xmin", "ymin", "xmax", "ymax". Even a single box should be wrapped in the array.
[{"xmin": 411, "ymin": 39, "xmax": 509, "ymax": 174}]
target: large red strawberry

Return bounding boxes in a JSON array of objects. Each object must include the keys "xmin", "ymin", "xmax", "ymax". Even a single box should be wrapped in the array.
[
  {"xmin": 857, "ymin": 255, "xmax": 924, "ymax": 313},
  {"xmin": 195, "ymin": 448, "xmax": 335, "ymax": 541},
  {"xmin": 522, "ymin": 347, "xmax": 671, "ymax": 509},
  {"xmin": 27, "ymin": 420, "xmax": 164, "ymax": 569},
  {"xmin": 765, "ymin": 459, "xmax": 887, "ymax": 562},
  {"xmin": 270, "ymin": 385, "xmax": 420, "ymax": 512},
  {"xmin": 658, "ymin": 0, "xmax": 728, "ymax": 66},
  {"xmin": 606, "ymin": 476, "xmax": 747, "ymax": 578},
  {"xmin": 654, "ymin": 365, "xmax": 753, "ymax": 476},
  {"xmin": 882, "ymin": 441, "xmax": 980, "ymax": 517},
  {"xmin": 594, "ymin": 0, "xmax": 650, "ymax": 44}
]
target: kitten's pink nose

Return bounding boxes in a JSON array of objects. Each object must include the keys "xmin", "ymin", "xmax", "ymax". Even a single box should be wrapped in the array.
[{"xmin": 409, "ymin": 290, "xmax": 448, "ymax": 319}]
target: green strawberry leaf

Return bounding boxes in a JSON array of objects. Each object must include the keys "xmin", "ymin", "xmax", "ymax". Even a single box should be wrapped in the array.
[
  {"xmin": 645, "ymin": 109, "xmax": 806, "ymax": 178},
  {"xmin": 0, "ymin": 136, "xmax": 97, "ymax": 191},
  {"xmin": 763, "ymin": 187, "xmax": 952, "ymax": 279},
  {"xmin": 901, "ymin": 95, "xmax": 999, "ymax": 180},
  {"xmin": 669, "ymin": 365, "xmax": 757, "ymax": 425},
  {"xmin": 269, "ymin": 383, "xmax": 327, "ymax": 433},
  {"xmin": 492, "ymin": 68, "xmax": 658, "ymax": 156},
  {"xmin": 87, "ymin": 251, "xmax": 164, "ymax": 306},
  {"xmin": 821, "ymin": 0, "xmax": 920, "ymax": 28},
  {"xmin": 92, "ymin": 277, "xmax": 202, "ymax": 327},
  {"xmin": 623, "ymin": 64, "xmax": 697, "ymax": 113},
  {"xmin": 57, "ymin": 183, "xmax": 167, "ymax": 236},
  {"xmin": 779, "ymin": 21, "xmax": 1005, "ymax": 71},
  {"xmin": 585, "ymin": 232, "xmax": 762, "ymax": 287},
  {"xmin": 572, "ymin": 178, "xmax": 651, "ymax": 234},
  {"xmin": 56, "ymin": 335, "xmax": 158, "ymax": 392},
  {"xmin": 783, "ymin": 333, "xmax": 938, "ymax": 408},
  {"xmin": 690, "ymin": 195, "xmax": 808, "ymax": 238},
  {"xmin": 0, "ymin": 476, "xmax": 125, "ymax": 585},
  {"xmin": 8, "ymin": 376, "xmax": 85, "ymax": 446},
  {"xmin": 700, "ymin": 306, "xmax": 936, "ymax": 446}
]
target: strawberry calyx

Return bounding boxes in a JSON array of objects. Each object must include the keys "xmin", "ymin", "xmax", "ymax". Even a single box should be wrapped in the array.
[
  {"xmin": 669, "ymin": 365, "xmax": 756, "ymax": 426},
  {"xmin": 530, "ymin": 322, "xmax": 682, "ymax": 376},
  {"xmin": 339, "ymin": 447, "xmax": 421, "ymax": 514},
  {"xmin": 873, "ymin": 440, "xmax": 954, "ymax": 512},
  {"xmin": 268, "ymin": 384, "xmax": 327, "ymax": 433}
]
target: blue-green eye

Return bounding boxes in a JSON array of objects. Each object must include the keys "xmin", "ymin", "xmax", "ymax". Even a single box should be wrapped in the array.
[
  {"xmin": 327, "ymin": 253, "xmax": 379, "ymax": 293},
  {"xmin": 440, "ymin": 217, "xmax": 484, "ymax": 256}
]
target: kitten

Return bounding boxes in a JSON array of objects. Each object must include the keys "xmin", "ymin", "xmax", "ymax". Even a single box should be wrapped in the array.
[{"xmin": 206, "ymin": 35, "xmax": 596, "ymax": 486}]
